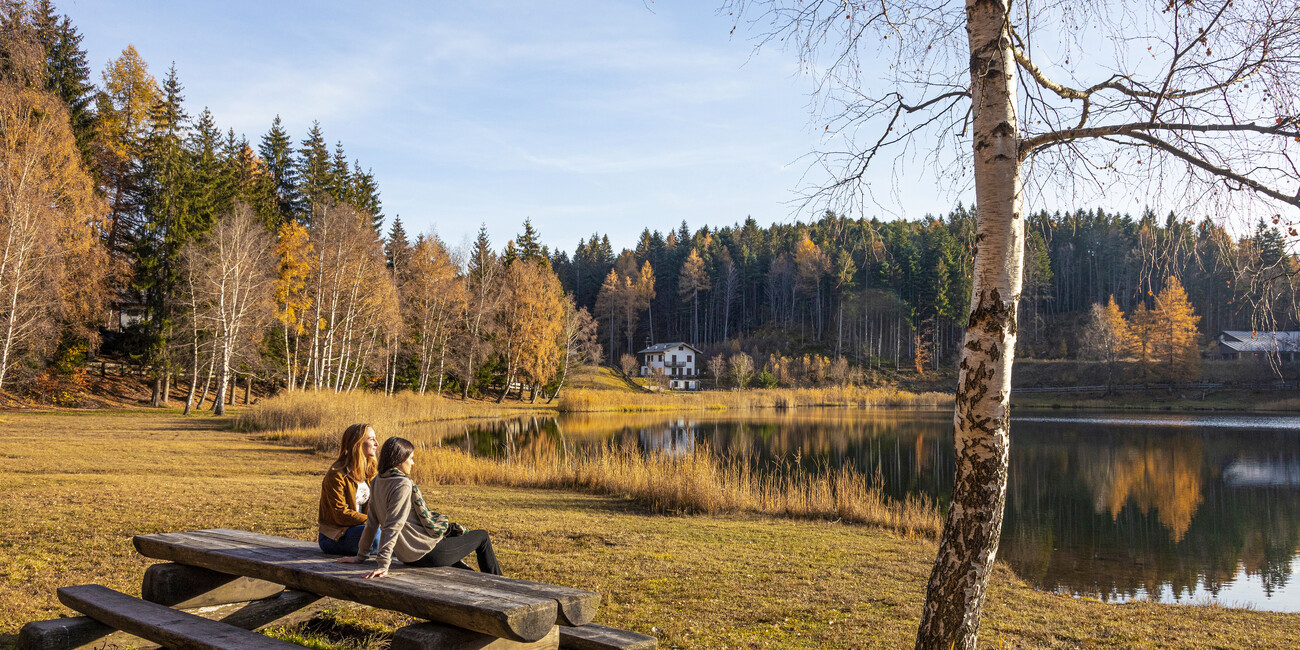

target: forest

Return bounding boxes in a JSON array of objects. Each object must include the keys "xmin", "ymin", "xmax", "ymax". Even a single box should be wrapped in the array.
[{"xmin": 2, "ymin": 1, "xmax": 1297, "ymax": 409}]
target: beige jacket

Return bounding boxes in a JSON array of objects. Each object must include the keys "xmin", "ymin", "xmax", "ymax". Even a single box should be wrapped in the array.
[{"xmin": 356, "ymin": 472, "xmax": 443, "ymax": 572}]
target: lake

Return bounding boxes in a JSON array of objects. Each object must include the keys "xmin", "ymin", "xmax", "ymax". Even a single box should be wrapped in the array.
[{"xmin": 431, "ymin": 409, "xmax": 1300, "ymax": 612}]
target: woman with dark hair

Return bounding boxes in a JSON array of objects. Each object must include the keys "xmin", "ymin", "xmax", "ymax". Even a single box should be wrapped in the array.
[
  {"xmin": 317, "ymin": 423, "xmax": 379, "ymax": 555},
  {"xmin": 336, "ymin": 436, "xmax": 503, "ymax": 578}
]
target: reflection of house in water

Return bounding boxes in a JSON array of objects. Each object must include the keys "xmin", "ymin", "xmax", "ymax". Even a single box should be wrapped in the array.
[
  {"xmin": 1224, "ymin": 457, "xmax": 1300, "ymax": 487},
  {"xmin": 638, "ymin": 419, "xmax": 697, "ymax": 456}
]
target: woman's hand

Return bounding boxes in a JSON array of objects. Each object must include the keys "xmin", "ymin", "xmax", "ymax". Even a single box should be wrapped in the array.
[
  {"xmin": 335, "ymin": 556, "xmax": 363, "ymax": 564},
  {"xmin": 363, "ymin": 567, "xmax": 388, "ymax": 579}
]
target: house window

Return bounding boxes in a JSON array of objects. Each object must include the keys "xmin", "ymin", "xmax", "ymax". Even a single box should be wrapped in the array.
[
  {"xmin": 672, "ymin": 354, "xmax": 677, "ymax": 364},
  {"xmin": 687, "ymin": 355, "xmax": 692, "ymax": 362}
]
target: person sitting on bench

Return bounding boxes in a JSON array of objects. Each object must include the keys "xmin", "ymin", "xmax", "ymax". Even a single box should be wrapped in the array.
[
  {"xmin": 317, "ymin": 423, "xmax": 380, "ymax": 556},
  {"xmin": 337, "ymin": 436, "xmax": 503, "ymax": 578}
]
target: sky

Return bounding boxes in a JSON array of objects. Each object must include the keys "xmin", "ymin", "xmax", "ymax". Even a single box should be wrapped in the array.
[{"xmin": 58, "ymin": 0, "xmax": 964, "ymax": 254}]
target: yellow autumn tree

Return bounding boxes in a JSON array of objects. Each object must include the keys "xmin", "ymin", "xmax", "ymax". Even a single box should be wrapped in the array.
[
  {"xmin": 93, "ymin": 45, "xmax": 159, "ymax": 258},
  {"xmin": 1128, "ymin": 302, "xmax": 1158, "ymax": 381},
  {"xmin": 0, "ymin": 81, "xmax": 107, "ymax": 392},
  {"xmin": 1082, "ymin": 295, "xmax": 1135, "ymax": 389},
  {"xmin": 274, "ymin": 221, "xmax": 314, "ymax": 390},
  {"xmin": 1151, "ymin": 276, "xmax": 1201, "ymax": 382},
  {"xmin": 402, "ymin": 234, "xmax": 464, "ymax": 395},
  {"xmin": 497, "ymin": 259, "xmax": 565, "ymax": 402},
  {"xmin": 679, "ymin": 248, "xmax": 709, "ymax": 344}
]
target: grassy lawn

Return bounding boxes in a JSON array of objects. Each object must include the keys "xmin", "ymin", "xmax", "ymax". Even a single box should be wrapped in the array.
[{"xmin": 2, "ymin": 410, "xmax": 1298, "ymax": 648}]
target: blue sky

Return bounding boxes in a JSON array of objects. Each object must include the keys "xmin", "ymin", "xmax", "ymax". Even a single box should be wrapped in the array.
[{"xmin": 61, "ymin": 0, "xmax": 962, "ymax": 253}]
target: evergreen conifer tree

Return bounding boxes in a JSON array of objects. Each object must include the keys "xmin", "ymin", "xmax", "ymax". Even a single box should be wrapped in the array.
[
  {"xmin": 295, "ymin": 121, "xmax": 330, "ymax": 221},
  {"xmin": 257, "ymin": 115, "xmax": 297, "ymax": 225}
]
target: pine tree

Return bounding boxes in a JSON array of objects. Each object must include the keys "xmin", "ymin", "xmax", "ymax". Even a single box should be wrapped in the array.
[
  {"xmin": 32, "ymin": 4, "xmax": 95, "ymax": 164},
  {"xmin": 385, "ymin": 217, "xmax": 410, "ymax": 272},
  {"xmin": 516, "ymin": 218, "xmax": 543, "ymax": 263},
  {"xmin": 135, "ymin": 64, "xmax": 193, "ymax": 405},
  {"xmin": 257, "ymin": 115, "xmax": 297, "ymax": 225},
  {"xmin": 295, "ymin": 121, "xmax": 330, "ymax": 221},
  {"xmin": 329, "ymin": 140, "xmax": 349, "ymax": 202},
  {"xmin": 94, "ymin": 44, "xmax": 159, "ymax": 259},
  {"xmin": 348, "ymin": 160, "xmax": 382, "ymax": 231}
]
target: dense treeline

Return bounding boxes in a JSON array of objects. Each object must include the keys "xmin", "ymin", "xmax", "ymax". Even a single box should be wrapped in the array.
[
  {"xmin": 3, "ymin": 1, "xmax": 1297, "ymax": 407},
  {"xmin": 0, "ymin": 1, "xmax": 603, "ymax": 408},
  {"xmin": 554, "ymin": 207, "xmax": 1297, "ymax": 376}
]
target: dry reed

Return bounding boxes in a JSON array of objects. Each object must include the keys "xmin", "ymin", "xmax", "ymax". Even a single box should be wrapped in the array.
[
  {"xmin": 557, "ymin": 385, "xmax": 952, "ymax": 412},
  {"xmin": 243, "ymin": 388, "xmax": 945, "ymax": 538},
  {"xmin": 409, "ymin": 441, "xmax": 941, "ymax": 538},
  {"xmin": 235, "ymin": 390, "xmax": 545, "ymax": 444},
  {"xmin": 267, "ymin": 416, "xmax": 942, "ymax": 539}
]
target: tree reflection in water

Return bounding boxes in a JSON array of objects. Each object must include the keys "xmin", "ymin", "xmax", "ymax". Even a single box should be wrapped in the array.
[{"xmin": 432, "ymin": 410, "xmax": 1300, "ymax": 611}]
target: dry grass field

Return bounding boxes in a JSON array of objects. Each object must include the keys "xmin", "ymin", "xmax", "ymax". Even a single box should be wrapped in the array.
[{"xmin": 2, "ymin": 410, "xmax": 1299, "ymax": 648}]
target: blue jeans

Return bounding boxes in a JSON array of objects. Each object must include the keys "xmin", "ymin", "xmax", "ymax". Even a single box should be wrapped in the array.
[{"xmin": 318, "ymin": 525, "xmax": 379, "ymax": 556}]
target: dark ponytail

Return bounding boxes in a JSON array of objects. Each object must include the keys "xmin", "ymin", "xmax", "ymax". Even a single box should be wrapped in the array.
[{"xmin": 377, "ymin": 436, "xmax": 415, "ymax": 474}]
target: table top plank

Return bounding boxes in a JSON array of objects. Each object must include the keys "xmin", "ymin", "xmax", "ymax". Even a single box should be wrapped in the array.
[{"xmin": 133, "ymin": 529, "xmax": 556, "ymax": 642}]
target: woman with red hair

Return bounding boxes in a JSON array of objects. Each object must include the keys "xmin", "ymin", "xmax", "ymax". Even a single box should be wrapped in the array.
[{"xmin": 317, "ymin": 423, "xmax": 379, "ymax": 555}]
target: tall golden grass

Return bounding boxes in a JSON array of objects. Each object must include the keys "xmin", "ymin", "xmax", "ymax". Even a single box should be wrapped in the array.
[
  {"xmin": 267, "ymin": 420, "xmax": 940, "ymax": 538},
  {"xmin": 242, "ymin": 388, "xmax": 946, "ymax": 538},
  {"xmin": 421, "ymin": 441, "xmax": 940, "ymax": 538},
  {"xmin": 234, "ymin": 390, "xmax": 546, "ymax": 445},
  {"xmin": 557, "ymin": 385, "xmax": 952, "ymax": 412}
]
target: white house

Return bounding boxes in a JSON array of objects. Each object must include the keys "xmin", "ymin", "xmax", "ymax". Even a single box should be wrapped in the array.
[{"xmin": 638, "ymin": 342, "xmax": 701, "ymax": 390}]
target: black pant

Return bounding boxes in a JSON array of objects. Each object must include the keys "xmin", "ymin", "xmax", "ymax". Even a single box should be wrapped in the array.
[{"xmin": 409, "ymin": 530, "xmax": 502, "ymax": 575}]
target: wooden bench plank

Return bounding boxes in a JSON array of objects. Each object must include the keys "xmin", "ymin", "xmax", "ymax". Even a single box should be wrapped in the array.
[
  {"xmin": 559, "ymin": 624, "xmax": 657, "ymax": 650},
  {"xmin": 55, "ymin": 584, "xmax": 301, "ymax": 650},
  {"xmin": 19, "ymin": 590, "xmax": 329, "ymax": 650},
  {"xmin": 133, "ymin": 529, "xmax": 557, "ymax": 642}
]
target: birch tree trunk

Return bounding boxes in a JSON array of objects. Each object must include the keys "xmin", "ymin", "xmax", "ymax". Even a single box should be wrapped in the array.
[{"xmin": 915, "ymin": 1, "xmax": 1023, "ymax": 647}]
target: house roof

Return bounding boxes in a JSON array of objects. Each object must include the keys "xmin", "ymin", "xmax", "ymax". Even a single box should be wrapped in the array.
[
  {"xmin": 637, "ymin": 342, "xmax": 701, "ymax": 355},
  {"xmin": 1218, "ymin": 331, "xmax": 1300, "ymax": 353}
]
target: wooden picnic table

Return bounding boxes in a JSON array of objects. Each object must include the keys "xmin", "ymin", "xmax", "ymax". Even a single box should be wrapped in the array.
[{"xmin": 19, "ymin": 528, "xmax": 656, "ymax": 650}]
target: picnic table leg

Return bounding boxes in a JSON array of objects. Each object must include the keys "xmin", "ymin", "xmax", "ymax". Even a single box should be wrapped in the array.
[
  {"xmin": 142, "ymin": 562, "xmax": 284, "ymax": 607},
  {"xmin": 392, "ymin": 622, "xmax": 560, "ymax": 650}
]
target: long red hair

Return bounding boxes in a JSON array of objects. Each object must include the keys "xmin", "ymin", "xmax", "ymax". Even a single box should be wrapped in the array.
[{"xmin": 331, "ymin": 423, "xmax": 378, "ymax": 483}]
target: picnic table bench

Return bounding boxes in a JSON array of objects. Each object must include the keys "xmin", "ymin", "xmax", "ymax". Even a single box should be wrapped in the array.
[{"xmin": 20, "ymin": 528, "xmax": 656, "ymax": 650}]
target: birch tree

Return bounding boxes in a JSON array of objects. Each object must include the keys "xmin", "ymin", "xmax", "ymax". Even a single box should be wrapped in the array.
[
  {"xmin": 726, "ymin": 1, "xmax": 1300, "ymax": 647},
  {"xmin": 182, "ymin": 203, "xmax": 274, "ymax": 416},
  {"xmin": 0, "ymin": 80, "xmax": 103, "ymax": 391},
  {"xmin": 402, "ymin": 233, "xmax": 463, "ymax": 395}
]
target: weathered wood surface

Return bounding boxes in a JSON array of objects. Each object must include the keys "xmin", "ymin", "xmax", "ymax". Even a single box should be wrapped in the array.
[
  {"xmin": 559, "ymin": 624, "xmax": 657, "ymax": 650},
  {"xmin": 392, "ymin": 621, "xmax": 560, "ymax": 650},
  {"xmin": 55, "ymin": 584, "xmax": 301, "ymax": 650},
  {"xmin": 142, "ymin": 562, "xmax": 283, "ymax": 608},
  {"xmin": 19, "ymin": 589, "xmax": 327, "ymax": 650},
  {"xmin": 407, "ymin": 566, "xmax": 597, "ymax": 626},
  {"xmin": 133, "ymin": 528, "xmax": 557, "ymax": 642}
]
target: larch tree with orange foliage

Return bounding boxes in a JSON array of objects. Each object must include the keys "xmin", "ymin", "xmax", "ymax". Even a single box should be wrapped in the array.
[
  {"xmin": 1082, "ymin": 296, "xmax": 1135, "ymax": 390},
  {"xmin": 678, "ymin": 248, "xmax": 709, "ymax": 345},
  {"xmin": 0, "ymin": 78, "xmax": 106, "ymax": 392},
  {"xmin": 274, "ymin": 221, "xmax": 313, "ymax": 392},
  {"xmin": 93, "ymin": 45, "xmax": 158, "ymax": 260},
  {"xmin": 1152, "ymin": 276, "xmax": 1202, "ymax": 382},
  {"xmin": 402, "ymin": 234, "xmax": 463, "ymax": 396}
]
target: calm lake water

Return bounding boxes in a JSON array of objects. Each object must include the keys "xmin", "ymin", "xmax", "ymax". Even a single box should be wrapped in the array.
[{"xmin": 430, "ymin": 409, "xmax": 1300, "ymax": 612}]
